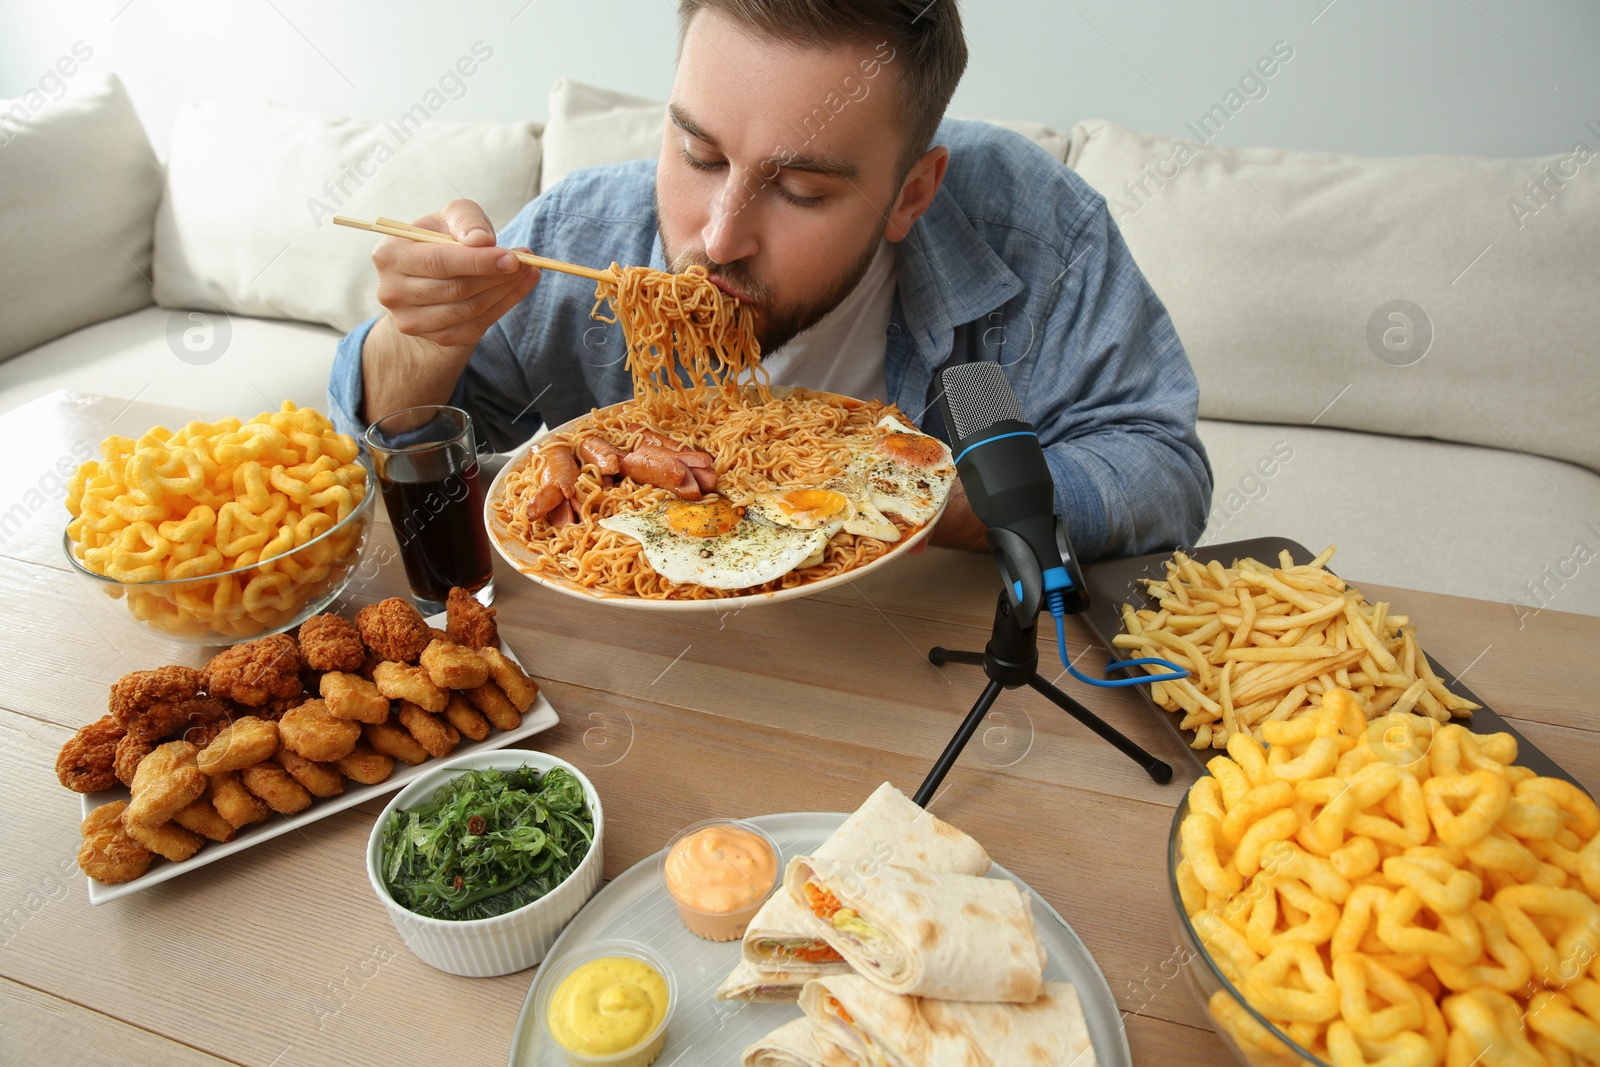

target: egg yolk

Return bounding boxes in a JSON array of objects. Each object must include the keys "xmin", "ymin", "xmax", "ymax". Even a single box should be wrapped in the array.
[
  {"xmin": 773, "ymin": 488, "xmax": 850, "ymax": 525},
  {"xmin": 876, "ymin": 432, "xmax": 945, "ymax": 467},
  {"xmin": 663, "ymin": 499, "xmax": 742, "ymax": 538}
]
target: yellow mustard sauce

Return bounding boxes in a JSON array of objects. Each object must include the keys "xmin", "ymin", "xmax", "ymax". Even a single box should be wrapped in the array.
[{"xmin": 547, "ymin": 957, "xmax": 669, "ymax": 1056}]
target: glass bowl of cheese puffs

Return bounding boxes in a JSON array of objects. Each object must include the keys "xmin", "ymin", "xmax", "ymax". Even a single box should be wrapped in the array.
[
  {"xmin": 62, "ymin": 403, "xmax": 377, "ymax": 645},
  {"xmin": 1169, "ymin": 688, "xmax": 1600, "ymax": 1067}
]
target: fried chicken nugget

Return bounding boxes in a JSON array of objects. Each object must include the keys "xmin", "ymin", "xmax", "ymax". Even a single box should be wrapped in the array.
[
  {"xmin": 209, "ymin": 771, "xmax": 270, "ymax": 828},
  {"xmin": 273, "ymin": 748, "xmax": 344, "ymax": 798},
  {"xmin": 78, "ymin": 802, "xmax": 154, "ymax": 883},
  {"xmin": 171, "ymin": 696, "xmax": 237, "ymax": 748},
  {"xmin": 124, "ymin": 741, "xmax": 207, "ymax": 829},
  {"xmin": 109, "ymin": 666, "xmax": 203, "ymax": 729},
  {"xmin": 336, "ymin": 741, "xmax": 395, "ymax": 785},
  {"xmin": 114, "ymin": 734, "xmax": 156, "ymax": 788},
  {"xmin": 255, "ymin": 694, "xmax": 306, "ymax": 722},
  {"xmin": 278, "ymin": 699, "xmax": 360, "ymax": 762},
  {"xmin": 297, "ymin": 613, "xmax": 366, "ymax": 672},
  {"xmin": 356, "ymin": 598, "xmax": 431, "ymax": 663},
  {"xmin": 57, "ymin": 715, "xmax": 124, "ymax": 793},
  {"xmin": 195, "ymin": 715, "xmax": 279, "ymax": 775},
  {"xmin": 319, "ymin": 671, "xmax": 390, "ymax": 724},
  {"xmin": 479, "ymin": 647, "xmax": 538, "ymax": 712},
  {"xmin": 398, "ymin": 701, "xmax": 460, "ymax": 759},
  {"xmin": 464, "ymin": 681, "xmax": 521, "ymax": 731},
  {"xmin": 202, "ymin": 634, "xmax": 304, "ymax": 707},
  {"xmin": 125, "ymin": 818, "xmax": 205, "ymax": 862},
  {"xmin": 364, "ymin": 720, "xmax": 429, "ymax": 766},
  {"xmin": 172, "ymin": 796, "xmax": 236, "ymax": 842},
  {"xmin": 240, "ymin": 762, "xmax": 313, "ymax": 814},
  {"xmin": 442, "ymin": 694, "xmax": 490, "ymax": 742},
  {"xmin": 373, "ymin": 661, "xmax": 448, "ymax": 713},
  {"xmin": 420, "ymin": 639, "xmax": 489, "ymax": 690},
  {"xmin": 446, "ymin": 586, "xmax": 498, "ymax": 648}
]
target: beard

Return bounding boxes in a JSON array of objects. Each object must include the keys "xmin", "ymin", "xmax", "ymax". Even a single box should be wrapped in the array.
[{"xmin": 657, "ymin": 217, "xmax": 882, "ymax": 355}]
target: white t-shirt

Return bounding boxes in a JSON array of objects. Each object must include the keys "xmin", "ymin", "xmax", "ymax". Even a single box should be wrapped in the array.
[{"xmin": 759, "ymin": 240, "xmax": 897, "ymax": 403}]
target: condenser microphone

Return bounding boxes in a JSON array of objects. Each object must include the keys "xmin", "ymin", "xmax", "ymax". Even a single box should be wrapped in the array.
[{"xmin": 936, "ymin": 362, "xmax": 1087, "ymax": 620}]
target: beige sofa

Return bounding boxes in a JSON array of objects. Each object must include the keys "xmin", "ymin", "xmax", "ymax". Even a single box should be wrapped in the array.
[{"xmin": 4, "ymin": 75, "xmax": 1596, "ymax": 616}]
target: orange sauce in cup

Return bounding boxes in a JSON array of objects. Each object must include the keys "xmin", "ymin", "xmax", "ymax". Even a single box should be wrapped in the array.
[{"xmin": 663, "ymin": 824, "xmax": 777, "ymax": 940}]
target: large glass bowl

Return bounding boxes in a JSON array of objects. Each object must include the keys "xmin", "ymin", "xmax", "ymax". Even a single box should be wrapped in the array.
[
  {"xmin": 1168, "ymin": 786, "xmax": 1332, "ymax": 1067},
  {"xmin": 62, "ymin": 459, "xmax": 376, "ymax": 646}
]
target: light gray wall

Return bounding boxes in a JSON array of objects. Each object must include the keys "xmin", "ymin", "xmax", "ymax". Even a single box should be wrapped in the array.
[{"xmin": 3, "ymin": 0, "xmax": 1598, "ymax": 159}]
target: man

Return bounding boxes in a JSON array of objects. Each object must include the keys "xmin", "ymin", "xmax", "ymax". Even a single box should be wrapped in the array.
[{"xmin": 330, "ymin": 0, "xmax": 1212, "ymax": 559}]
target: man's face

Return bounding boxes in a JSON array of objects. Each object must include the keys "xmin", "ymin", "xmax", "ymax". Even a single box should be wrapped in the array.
[{"xmin": 658, "ymin": 10, "xmax": 910, "ymax": 353}]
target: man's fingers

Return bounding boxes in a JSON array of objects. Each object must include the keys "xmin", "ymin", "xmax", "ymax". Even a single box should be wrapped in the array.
[
  {"xmin": 377, "ymin": 238, "xmax": 519, "ymax": 280},
  {"xmin": 385, "ymin": 269, "xmax": 519, "ymax": 308},
  {"xmin": 437, "ymin": 199, "xmax": 495, "ymax": 246},
  {"xmin": 388, "ymin": 268, "xmax": 538, "ymax": 337}
]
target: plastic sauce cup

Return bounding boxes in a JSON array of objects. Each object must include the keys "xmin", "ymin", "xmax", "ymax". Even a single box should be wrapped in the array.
[
  {"xmin": 537, "ymin": 939, "xmax": 676, "ymax": 1067},
  {"xmin": 659, "ymin": 818, "xmax": 781, "ymax": 942}
]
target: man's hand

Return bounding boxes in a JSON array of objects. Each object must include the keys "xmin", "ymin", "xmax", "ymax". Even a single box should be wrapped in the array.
[
  {"xmin": 361, "ymin": 200, "xmax": 540, "ymax": 423},
  {"xmin": 927, "ymin": 479, "xmax": 987, "ymax": 552}
]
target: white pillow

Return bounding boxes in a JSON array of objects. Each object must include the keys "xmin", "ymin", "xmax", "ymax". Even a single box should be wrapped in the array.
[
  {"xmin": 0, "ymin": 74, "xmax": 161, "ymax": 363},
  {"xmin": 1067, "ymin": 119, "xmax": 1600, "ymax": 474},
  {"xmin": 152, "ymin": 99, "xmax": 543, "ymax": 333},
  {"xmin": 540, "ymin": 78, "xmax": 666, "ymax": 190}
]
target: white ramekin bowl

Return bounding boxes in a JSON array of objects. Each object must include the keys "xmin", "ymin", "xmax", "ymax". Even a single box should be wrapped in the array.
[{"xmin": 365, "ymin": 748, "xmax": 605, "ymax": 977}]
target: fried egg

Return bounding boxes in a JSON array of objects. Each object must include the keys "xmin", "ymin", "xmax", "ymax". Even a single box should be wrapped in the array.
[
  {"xmin": 832, "ymin": 415, "xmax": 956, "ymax": 527},
  {"xmin": 599, "ymin": 498, "xmax": 835, "ymax": 590}
]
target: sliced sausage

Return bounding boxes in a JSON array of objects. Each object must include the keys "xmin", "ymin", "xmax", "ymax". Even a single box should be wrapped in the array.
[
  {"xmin": 576, "ymin": 435, "xmax": 623, "ymax": 476},
  {"xmin": 622, "ymin": 445, "xmax": 701, "ymax": 500},
  {"xmin": 548, "ymin": 499, "xmax": 576, "ymax": 529},
  {"xmin": 536, "ymin": 443, "xmax": 580, "ymax": 497},
  {"xmin": 525, "ymin": 481, "xmax": 566, "ymax": 523},
  {"xmin": 677, "ymin": 450, "xmax": 717, "ymax": 493}
]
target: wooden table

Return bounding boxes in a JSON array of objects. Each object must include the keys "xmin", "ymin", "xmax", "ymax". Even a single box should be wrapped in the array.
[{"xmin": 4, "ymin": 390, "xmax": 1597, "ymax": 1066}]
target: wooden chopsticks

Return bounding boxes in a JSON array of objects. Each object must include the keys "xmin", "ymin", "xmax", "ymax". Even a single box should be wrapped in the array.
[{"xmin": 333, "ymin": 215, "xmax": 609, "ymax": 282}]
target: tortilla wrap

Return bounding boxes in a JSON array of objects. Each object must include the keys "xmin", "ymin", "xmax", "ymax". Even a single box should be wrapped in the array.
[
  {"xmin": 742, "ymin": 783, "xmax": 990, "ymax": 972},
  {"xmin": 716, "ymin": 957, "xmax": 809, "ymax": 1003},
  {"xmin": 800, "ymin": 973, "xmax": 1099, "ymax": 1067},
  {"xmin": 786, "ymin": 856, "xmax": 1046, "ymax": 1002},
  {"xmin": 741, "ymin": 1017, "xmax": 864, "ymax": 1067}
]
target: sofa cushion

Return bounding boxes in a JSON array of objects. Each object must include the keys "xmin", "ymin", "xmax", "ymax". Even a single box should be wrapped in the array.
[
  {"xmin": 0, "ymin": 306, "xmax": 341, "ymax": 418},
  {"xmin": 152, "ymin": 99, "xmax": 542, "ymax": 334},
  {"xmin": 1196, "ymin": 417, "xmax": 1600, "ymax": 618},
  {"xmin": 0, "ymin": 74, "xmax": 161, "ymax": 362},
  {"xmin": 1068, "ymin": 120, "xmax": 1600, "ymax": 475}
]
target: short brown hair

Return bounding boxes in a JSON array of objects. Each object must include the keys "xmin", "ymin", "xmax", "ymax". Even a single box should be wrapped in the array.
[{"xmin": 676, "ymin": 0, "xmax": 968, "ymax": 177}]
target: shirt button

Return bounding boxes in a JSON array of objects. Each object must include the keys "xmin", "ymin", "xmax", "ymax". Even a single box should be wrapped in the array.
[{"xmin": 886, "ymin": 323, "xmax": 902, "ymax": 340}]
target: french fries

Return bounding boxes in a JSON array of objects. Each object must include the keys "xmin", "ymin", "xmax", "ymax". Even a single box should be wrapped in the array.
[{"xmin": 1118, "ymin": 547, "xmax": 1479, "ymax": 749}]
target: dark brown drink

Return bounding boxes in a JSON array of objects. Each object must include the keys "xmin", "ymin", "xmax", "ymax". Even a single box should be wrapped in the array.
[{"xmin": 375, "ymin": 451, "xmax": 492, "ymax": 605}]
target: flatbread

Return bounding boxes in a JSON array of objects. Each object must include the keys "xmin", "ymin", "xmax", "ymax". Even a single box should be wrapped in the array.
[
  {"xmin": 716, "ymin": 958, "xmax": 809, "ymax": 1003},
  {"xmin": 741, "ymin": 1017, "xmax": 863, "ymax": 1067}
]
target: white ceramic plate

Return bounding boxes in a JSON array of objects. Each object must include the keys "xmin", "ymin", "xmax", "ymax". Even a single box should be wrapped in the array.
[
  {"xmin": 482, "ymin": 393, "xmax": 948, "ymax": 612},
  {"xmin": 79, "ymin": 613, "xmax": 559, "ymax": 904},
  {"xmin": 507, "ymin": 812, "xmax": 1132, "ymax": 1067}
]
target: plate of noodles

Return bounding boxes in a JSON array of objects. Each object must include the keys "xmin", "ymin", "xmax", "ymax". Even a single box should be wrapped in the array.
[{"xmin": 481, "ymin": 262, "xmax": 956, "ymax": 609}]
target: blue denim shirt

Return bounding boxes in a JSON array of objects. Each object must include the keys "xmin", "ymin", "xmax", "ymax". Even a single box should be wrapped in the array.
[{"xmin": 330, "ymin": 119, "xmax": 1212, "ymax": 560}]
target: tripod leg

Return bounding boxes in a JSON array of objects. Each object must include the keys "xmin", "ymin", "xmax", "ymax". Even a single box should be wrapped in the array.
[
  {"xmin": 913, "ymin": 678, "xmax": 1005, "ymax": 807},
  {"xmin": 928, "ymin": 648, "xmax": 985, "ymax": 667},
  {"xmin": 1027, "ymin": 675, "xmax": 1173, "ymax": 784}
]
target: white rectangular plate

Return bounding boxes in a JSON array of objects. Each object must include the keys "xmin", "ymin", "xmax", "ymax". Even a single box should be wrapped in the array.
[{"xmin": 79, "ymin": 613, "xmax": 558, "ymax": 904}]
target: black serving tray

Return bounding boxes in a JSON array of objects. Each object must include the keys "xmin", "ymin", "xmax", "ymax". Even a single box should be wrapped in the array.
[{"xmin": 1079, "ymin": 536, "xmax": 1582, "ymax": 789}]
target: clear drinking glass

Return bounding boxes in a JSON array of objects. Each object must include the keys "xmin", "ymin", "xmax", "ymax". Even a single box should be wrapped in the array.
[{"xmin": 364, "ymin": 405, "xmax": 494, "ymax": 615}]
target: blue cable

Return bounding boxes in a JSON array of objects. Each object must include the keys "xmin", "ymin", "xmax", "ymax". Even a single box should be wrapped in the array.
[{"xmin": 1046, "ymin": 589, "xmax": 1190, "ymax": 689}]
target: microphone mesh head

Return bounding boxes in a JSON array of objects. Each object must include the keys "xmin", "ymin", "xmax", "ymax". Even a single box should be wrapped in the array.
[{"xmin": 940, "ymin": 362, "xmax": 1025, "ymax": 441}]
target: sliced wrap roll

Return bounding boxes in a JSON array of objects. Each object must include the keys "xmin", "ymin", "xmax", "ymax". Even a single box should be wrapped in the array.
[
  {"xmin": 716, "ymin": 958, "xmax": 809, "ymax": 1003},
  {"xmin": 800, "ymin": 973, "xmax": 1098, "ymax": 1067},
  {"xmin": 742, "ymin": 782, "xmax": 990, "ymax": 972},
  {"xmin": 741, "ymin": 1017, "xmax": 863, "ymax": 1067},
  {"xmin": 786, "ymin": 856, "xmax": 1046, "ymax": 1002}
]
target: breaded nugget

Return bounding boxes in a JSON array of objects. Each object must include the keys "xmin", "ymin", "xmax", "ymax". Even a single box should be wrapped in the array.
[
  {"xmin": 320, "ymin": 671, "xmax": 390, "ymax": 724},
  {"xmin": 56, "ymin": 715, "xmax": 124, "ymax": 793},
  {"xmin": 373, "ymin": 661, "xmax": 447, "ymax": 713},
  {"xmin": 398, "ymin": 702, "xmax": 460, "ymax": 759},
  {"xmin": 125, "ymin": 818, "xmax": 204, "ymax": 862},
  {"xmin": 171, "ymin": 696, "xmax": 237, "ymax": 747},
  {"xmin": 427, "ymin": 626, "xmax": 451, "ymax": 644},
  {"xmin": 195, "ymin": 716, "xmax": 279, "ymax": 775},
  {"xmin": 278, "ymin": 699, "xmax": 360, "ymax": 762},
  {"xmin": 109, "ymin": 666, "xmax": 203, "ymax": 729},
  {"xmin": 297, "ymin": 613, "xmax": 366, "ymax": 672},
  {"xmin": 336, "ymin": 742, "xmax": 395, "ymax": 785},
  {"xmin": 446, "ymin": 586, "xmax": 498, "ymax": 648},
  {"xmin": 479, "ymin": 647, "xmax": 538, "ymax": 712},
  {"xmin": 209, "ymin": 772, "xmax": 270, "ymax": 828},
  {"xmin": 364, "ymin": 720, "xmax": 429, "ymax": 766},
  {"xmin": 255, "ymin": 694, "xmax": 305, "ymax": 722},
  {"xmin": 171, "ymin": 797, "xmax": 236, "ymax": 842},
  {"xmin": 273, "ymin": 748, "xmax": 344, "ymax": 798},
  {"xmin": 442, "ymin": 693, "xmax": 490, "ymax": 742},
  {"xmin": 356, "ymin": 598, "xmax": 431, "ymax": 663},
  {"xmin": 420, "ymin": 639, "xmax": 489, "ymax": 690},
  {"xmin": 464, "ymin": 681, "xmax": 521, "ymax": 731},
  {"xmin": 114, "ymin": 734, "xmax": 156, "ymax": 788},
  {"xmin": 77, "ymin": 802, "xmax": 154, "ymax": 883},
  {"xmin": 240, "ymin": 762, "xmax": 313, "ymax": 814},
  {"xmin": 124, "ymin": 741, "xmax": 207, "ymax": 829},
  {"xmin": 202, "ymin": 634, "xmax": 304, "ymax": 706}
]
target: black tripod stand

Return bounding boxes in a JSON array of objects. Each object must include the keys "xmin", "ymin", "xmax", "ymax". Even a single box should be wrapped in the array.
[{"xmin": 912, "ymin": 591, "xmax": 1172, "ymax": 806}]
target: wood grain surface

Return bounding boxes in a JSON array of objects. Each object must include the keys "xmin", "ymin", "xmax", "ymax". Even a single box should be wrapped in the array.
[{"xmin": 4, "ymin": 391, "xmax": 1597, "ymax": 1066}]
